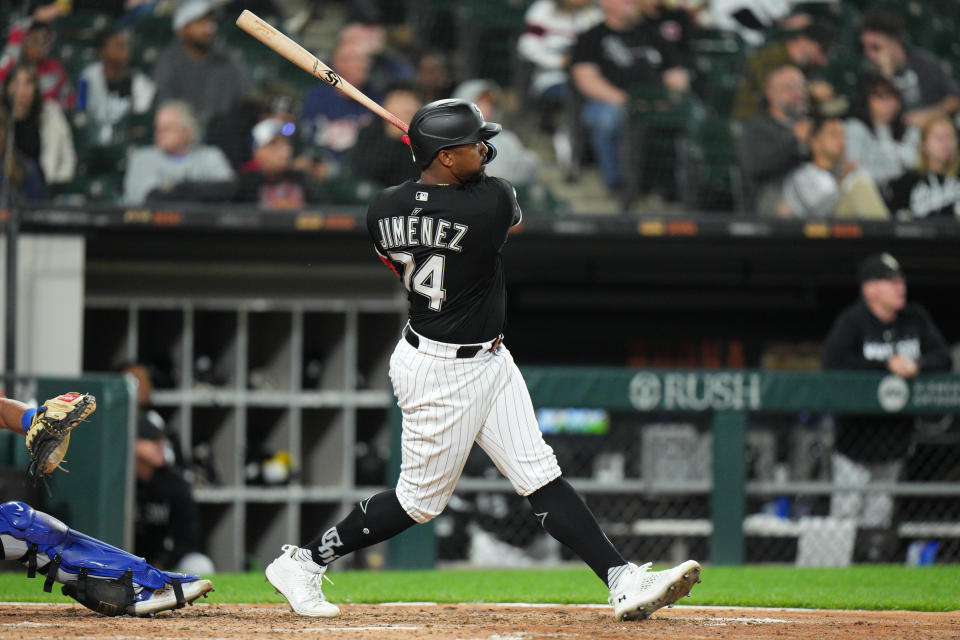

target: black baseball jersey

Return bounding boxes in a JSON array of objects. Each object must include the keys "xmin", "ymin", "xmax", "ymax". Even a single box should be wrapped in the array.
[
  {"xmin": 366, "ymin": 175, "xmax": 522, "ymax": 344},
  {"xmin": 822, "ymin": 298, "xmax": 951, "ymax": 461}
]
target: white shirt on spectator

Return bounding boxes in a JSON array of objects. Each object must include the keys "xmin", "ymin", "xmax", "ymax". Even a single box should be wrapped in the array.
[
  {"xmin": 844, "ymin": 118, "xmax": 919, "ymax": 188},
  {"xmin": 39, "ymin": 99, "xmax": 76, "ymax": 184},
  {"xmin": 79, "ymin": 62, "xmax": 156, "ymax": 145},
  {"xmin": 782, "ymin": 162, "xmax": 840, "ymax": 218},
  {"xmin": 518, "ymin": 0, "xmax": 603, "ymax": 96}
]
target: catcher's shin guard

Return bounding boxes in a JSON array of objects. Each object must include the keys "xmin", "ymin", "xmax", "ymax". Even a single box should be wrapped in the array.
[{"xmin": 0, "ymin": 501, "xmax": 208, "ymax": 616}]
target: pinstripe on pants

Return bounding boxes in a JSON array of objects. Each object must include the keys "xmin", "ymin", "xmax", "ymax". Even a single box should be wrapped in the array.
[{"xmin": 389, "ymin": 330, "xmax": 562, "ymax": 523}]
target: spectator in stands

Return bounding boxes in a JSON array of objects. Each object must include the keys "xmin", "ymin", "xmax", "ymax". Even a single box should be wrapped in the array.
[
  {"xmin": 78, "ymin": 26, "xmax": 156, "ymax": 145},
  {"xmin": 0, "ymin": 104, "xmax": 46, "ymax": 201},
  {"xmin": 859, "ymin": 11, "xmax": 960, "ymax": 127},
  {"xmin": 886, "ymin": 116, "xmax": 960, "ymax": 220},
  {"xmin": 517, "ymin": 0, "xmax": 602, "ymax": 168},
  {"xmin": 300, "ymin": 39, "xmax": 379, "ymax": 169},
  {"xmin": 738, "ymin": 65, "xmax": 809, "ymax": 213},
  {"xmin": 778, "ymin": 113, "xmax": 888, "ymax": 219},
  {"xmin": 3, "ymin": 62, "xmax": 75, "ymax": 185},
  {"xmin": 844, "ymin": 74, "xmax": 919, "ymax": 191},
  {"xmin": 731, "ymin": 21, "xmax": 835, "ymax": 122},
  {"xmin": 452, "ymin": 79, "xmax": 541, "ymax": 187},
  {"xmin": 206, "ymin": 81, "xmax": 300, "ymax": 170},
  {"xmin": 517, "ymin": 0, "xmax": 603, "ymax": 105},
  {"xmin": 709, "ymin": 0, "xmax": 811, "ymax": 47},
  {"xmin": 348, "ymin": 82, "xmax": 421, "ymax": 188},
  {"xmin": 339, "ymin": 18, "xmax": 415, "ymax": 97},
  {"xmin": 236, "ymin": 118, "xmax": 326, "ymax": 208},
  {"xmin": 414, "ymin": 50, "xmax": 454, "ymax": 104},
  {"xmin": 153, "ymin": 0, "xmax": 252, "ymax": 131},
  {"xmin": 123, "ymin": 99, "xmax": 235, "ymax": 204},
  {"xmin": 822, "ymin": 252, "xmax": 951, "ymax": 562},
  {"xmin": 570, "ymin": 0, "xmax": 690, "ymax": 194},
  {"xmin": 0, "ymin": 18, "xmax": 72, "ymax": 108}
]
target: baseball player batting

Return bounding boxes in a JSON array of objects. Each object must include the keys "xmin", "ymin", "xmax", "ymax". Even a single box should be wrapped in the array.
[{"xmin": 266, "ymin": 99, "xmax": 702, "ymax": 621}]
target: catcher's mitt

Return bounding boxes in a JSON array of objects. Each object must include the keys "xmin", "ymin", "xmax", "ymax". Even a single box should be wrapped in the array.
[{"xmin": 25, "ymin": 393, "xmax": 97, "ymax": 478}]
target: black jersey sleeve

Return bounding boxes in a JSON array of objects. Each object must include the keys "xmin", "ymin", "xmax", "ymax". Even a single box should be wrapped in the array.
[
  {"xmin": 488, "ymin": 177, "xmax": 522, "ymax": 248},
  {"xmin": 821, "ymin": 305, "xmax": 879, "ymax": 370},
  {"xmin": 365, "ymin": 190, "xmax": 405, "ymax": 281},
  {"xmin": 885, "ymin": 171, "xmax": 918, "ymax": 217}
]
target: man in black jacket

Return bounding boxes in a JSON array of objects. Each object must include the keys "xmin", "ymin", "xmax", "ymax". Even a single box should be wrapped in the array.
[
  {"xmin": 738, "ymin": 65, "xmax": 811, "ymax": 214},
  {"xmin": 821, "ymin": 252, "xmax": 951, "ymax": 560}
]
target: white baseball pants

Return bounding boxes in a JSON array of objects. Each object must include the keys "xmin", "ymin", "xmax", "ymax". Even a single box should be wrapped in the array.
[{"xmin": 389, "ymin": 325, "xmax": 562, "ymax": 523}]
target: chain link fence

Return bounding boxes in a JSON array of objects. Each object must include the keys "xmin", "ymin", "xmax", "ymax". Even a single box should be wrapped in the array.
[{"xmin": 438, "ymin": 406, "xmax": 960, "ymax": 567}]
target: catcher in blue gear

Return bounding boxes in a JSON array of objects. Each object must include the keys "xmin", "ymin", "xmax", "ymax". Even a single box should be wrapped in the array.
[{"xmin": 0, "ymin": 393, "xmax": 213, "ymax": 616}]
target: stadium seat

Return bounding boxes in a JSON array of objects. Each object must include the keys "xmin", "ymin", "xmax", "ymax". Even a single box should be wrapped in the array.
[
  {"xmin": 514, "ymin": 182, "xmax": 566, "ymax": 217},
  {"xmin": 131, "ymin": 13, "xmax": 173, "ymax": 72},
  {"xmin": 117, "ymin": 111, "xmax": 155, "ymax": 147},
  {"xmin": 456, "ymin": 0, "xmax": 529, "ymax": 87},
  {"xmin": 687, "ymin": 28, "xmax": 746, "ymax": 117},
  {"xmin": 623, "ymin": 86, "xmax": 705, "ymax": 208},
  {"xmin": 82, "ymin": 142, "xmax": 129, "ymax": 178},
  {"xmin": 676, "ymin": 114, "xmax": 740, "ymax": 212},
  {"xmin": 49, "ymin": 174, "xmax": 122, "ymax": 205},
  {"xmin": 559, "ymin": 81, "xmax": 589, "ymax": 183},
  {"xmin": 54, "ymin": 41, "xmax": 97, "ymax": 79},
  {"xmin": 132, "ymin": 13, "xmax": 173, "ymax": 47},
  {"xmin": 53, "ymin": 9, "xmax": 110, "ymax": 45}
]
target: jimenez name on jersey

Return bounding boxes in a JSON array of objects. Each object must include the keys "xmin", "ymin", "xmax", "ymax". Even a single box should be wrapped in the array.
[{"xmin": 374, "ymin": 212, "xmax": 469, "ymax": 252}]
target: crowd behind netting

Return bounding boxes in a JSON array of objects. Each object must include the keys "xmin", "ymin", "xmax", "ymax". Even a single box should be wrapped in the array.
[{"xmin": 2, "ymin": 0, "xmax": 959, "ymax": 218}]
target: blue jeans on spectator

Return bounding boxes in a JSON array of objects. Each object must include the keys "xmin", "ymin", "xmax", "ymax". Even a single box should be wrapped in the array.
[{"xmin": 582, "ymin": 100, "xmax": 626, "ymax": 189}]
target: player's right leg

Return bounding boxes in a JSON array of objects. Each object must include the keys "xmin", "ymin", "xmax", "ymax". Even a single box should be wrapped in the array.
[
  {"xmin": 267, "ymin": 330, "xmax": 494, "ymax": 616},
  {"xmin": 0, "ymin": 501, "xmax": 213, "ymax": 616}
]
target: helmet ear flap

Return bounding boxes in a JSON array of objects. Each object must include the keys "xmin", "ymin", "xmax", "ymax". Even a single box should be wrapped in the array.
[{"xmin": 482, "ymin": 142, "xmax": 497, "ymax": 164}]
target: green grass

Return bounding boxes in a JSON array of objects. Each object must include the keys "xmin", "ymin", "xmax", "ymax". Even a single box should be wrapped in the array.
[{"xmin": 2, "ymin": 565, "xmax": 958, "ymax": 611}]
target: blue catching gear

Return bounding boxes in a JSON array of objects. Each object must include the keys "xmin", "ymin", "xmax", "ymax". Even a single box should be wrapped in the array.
[{"xmin": 0, "ymin": 501, "xmax": 206, "ymax": 616}]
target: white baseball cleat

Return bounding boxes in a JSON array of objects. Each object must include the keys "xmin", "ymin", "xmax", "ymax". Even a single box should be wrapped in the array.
[
  {"xmin": 609, "ymin": 560, "xmax": 702, "ymax": 621},
  {"xmin": 265, "ymin": 544, "xmax": 341, "ymax": 617},
  {"xmin": 129, "ymin": 579, "xmax": 214, "ymax": 616}
]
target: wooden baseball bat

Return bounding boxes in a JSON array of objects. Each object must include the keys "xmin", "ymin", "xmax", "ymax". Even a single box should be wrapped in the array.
[{"xmin": 235, "ymin": 10, "xmax": 410, "ymax": 136}]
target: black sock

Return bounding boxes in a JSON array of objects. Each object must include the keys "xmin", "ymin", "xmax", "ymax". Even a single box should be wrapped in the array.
[
  {"xmin": 305, "ymin": 489, "xmax": 417, "ymax": 566},
  {"xmin": 527, "ymin": 477, "xmax": 625, "ymax": 585}
]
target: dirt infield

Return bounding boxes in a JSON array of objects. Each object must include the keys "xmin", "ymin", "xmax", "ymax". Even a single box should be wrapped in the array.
[{"xmin": 0, "ymin": 603, "xmax": 956, "ymax": 640}]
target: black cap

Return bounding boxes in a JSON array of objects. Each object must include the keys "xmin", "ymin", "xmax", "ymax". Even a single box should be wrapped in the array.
[
  {"xmin": 859, "ymin": 252, "xmax": 903, "ymax": 283},
  {"xmin": 137, "ymin": 418, "xmax": 165, "ymax": 441}
]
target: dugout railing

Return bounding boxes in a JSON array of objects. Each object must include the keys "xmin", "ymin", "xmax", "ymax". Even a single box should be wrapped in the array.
[{"xmin": 388, "ymin": 368, "xmax": 960, "ymax": 568}]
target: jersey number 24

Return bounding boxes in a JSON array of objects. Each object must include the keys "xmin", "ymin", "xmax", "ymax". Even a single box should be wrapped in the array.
[{"xmin": 388, "ymin": 252, "xmax": 446, "ymax": 311}]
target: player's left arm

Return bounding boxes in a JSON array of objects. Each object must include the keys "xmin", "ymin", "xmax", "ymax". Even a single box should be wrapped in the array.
[
  {"xmin": 492, "ymin": 177, "xmax": 522, "ymax": 226},
  {"xmin": 488, "ymin": 178, "xmax": 522, "ymax": 249},
  {"xmin": 365, "ymin": 193, "xmax": 405, "ymax": 281},
  {"xmin": 0, "ymin": 397, "xmax": 32, "ymax": 434}
]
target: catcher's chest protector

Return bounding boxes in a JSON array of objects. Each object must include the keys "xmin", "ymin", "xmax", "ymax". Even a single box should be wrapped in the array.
[{"xmin": 0, "ymin": 501, "xmax": 187, "ymax": 615}]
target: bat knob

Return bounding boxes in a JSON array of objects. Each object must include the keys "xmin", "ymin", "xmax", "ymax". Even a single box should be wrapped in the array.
[{"xmin": 401, "ymin": 134, "xmax": 411, "ymax": 147}]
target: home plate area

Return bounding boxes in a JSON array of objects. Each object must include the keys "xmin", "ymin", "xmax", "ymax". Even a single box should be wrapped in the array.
[{"xmin": 0, "ymin": 603, "xmax": 955, "ymax": 640}]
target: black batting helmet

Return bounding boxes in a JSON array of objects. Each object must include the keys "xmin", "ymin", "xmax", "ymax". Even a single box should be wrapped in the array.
[{"xmin": 407, "ymin": 99, "xmax": 501, "ymax": 168}]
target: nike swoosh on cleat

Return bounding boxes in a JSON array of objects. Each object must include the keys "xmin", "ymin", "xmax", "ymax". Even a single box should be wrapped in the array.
[{"xmin": 535, "ymin": 511, "xmax": 548, "ymax": 526}]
